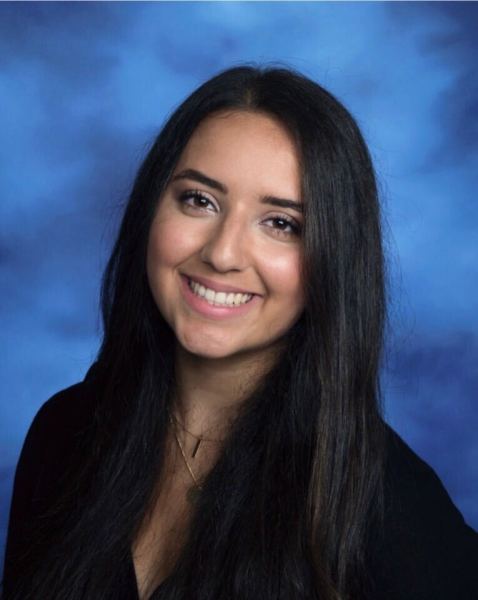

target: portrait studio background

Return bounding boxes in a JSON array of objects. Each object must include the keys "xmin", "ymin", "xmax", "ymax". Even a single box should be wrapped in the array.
[{"xmin": 1, "ymin": 2, "xmax": 477, "ymax": 571}]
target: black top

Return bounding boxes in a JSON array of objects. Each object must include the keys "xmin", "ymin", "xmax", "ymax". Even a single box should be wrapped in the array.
[{"xmin": 3, "ymin": 368, "xmax": 478, "ymax": 599}]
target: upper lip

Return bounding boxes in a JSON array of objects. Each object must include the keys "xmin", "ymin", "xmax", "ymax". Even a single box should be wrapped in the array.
[{"xmin": 183, "ymin": 274, "xmax": 259, "ymax": 296}]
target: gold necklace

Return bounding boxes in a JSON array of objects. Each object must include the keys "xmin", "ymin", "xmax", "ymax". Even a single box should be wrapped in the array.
[
  {"xmin": 167, "ymin": 408, "xmax": 227, "ymax": 504},
  {"xmin": 168, "ymin": 409, "xmax": 224, "ymax": 457},
  {"xmin": 167, "ymin": 411, "xmax": 204, "ymax": 504}
]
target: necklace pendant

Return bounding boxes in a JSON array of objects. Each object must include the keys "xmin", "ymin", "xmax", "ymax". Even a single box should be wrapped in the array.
[{"xmin": 186, "ymin": 485, "xmax": 202, "ymax": 505}]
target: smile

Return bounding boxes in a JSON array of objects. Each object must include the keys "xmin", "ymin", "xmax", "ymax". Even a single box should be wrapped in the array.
[{"xmin": 188, "ymin": 278, "xmax": 253, "ymax": 307}]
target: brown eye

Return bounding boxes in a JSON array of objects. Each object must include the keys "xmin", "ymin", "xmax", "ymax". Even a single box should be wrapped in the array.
[
  {"xmin": 178, "ymin": 190, "xmax": 216, "ymax": 211},
  {"xmin": 263, "ymin": 215, "xmax": 302, "ymax": 237}
]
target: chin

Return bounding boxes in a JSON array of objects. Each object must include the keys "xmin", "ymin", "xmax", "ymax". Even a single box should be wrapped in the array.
[
  {"xmin": 183, "ymin": 344, "xmax": 239, "ymax": 361},
  {"xmin": 178, "ymin": 331, "xmax": 238, "ymax": 360}
]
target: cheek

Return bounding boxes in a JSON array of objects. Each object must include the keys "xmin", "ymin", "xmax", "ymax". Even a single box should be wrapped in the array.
[
  {"xmin": 263, "ymin": 251, "xmax": 304, "ymax": 308},
  {"xmin": 147, "ymin": 216, "xmax": 194, "ymax": 271}
]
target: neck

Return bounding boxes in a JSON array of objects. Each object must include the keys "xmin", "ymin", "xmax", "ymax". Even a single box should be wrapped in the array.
[{"xmin": 171, "ymin": 342, "xmax": 281, "ymax": 440}]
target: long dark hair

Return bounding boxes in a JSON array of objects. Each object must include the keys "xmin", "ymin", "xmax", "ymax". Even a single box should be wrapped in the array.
[{"xmin": 7, "ymin": 64, "xmax": 388, "ymax": 599}]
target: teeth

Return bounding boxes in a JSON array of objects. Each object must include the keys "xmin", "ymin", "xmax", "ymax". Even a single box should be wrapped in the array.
[{"xmin": 188, "ymin": 279, "xmax": 252, "ymax": 306}]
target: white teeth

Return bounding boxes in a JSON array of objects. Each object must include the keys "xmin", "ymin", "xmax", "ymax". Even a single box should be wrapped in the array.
[{"xmin": 188, "ymin": 278, "xmax": 252, "ymax": 306}]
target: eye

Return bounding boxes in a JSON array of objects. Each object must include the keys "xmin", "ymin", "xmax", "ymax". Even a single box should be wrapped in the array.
[
  {"xmin": 263, "ymin": 215, "xmax": 302, "ymax": 238},
  {"xmin": 178, "ymin": 190, "xmax": 217, "ymax": 212}
]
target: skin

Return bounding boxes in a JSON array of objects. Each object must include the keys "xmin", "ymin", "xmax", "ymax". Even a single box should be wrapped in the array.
[{"xmin": 146, "ymin": 109, "xmax": 305, "ymax": 441}]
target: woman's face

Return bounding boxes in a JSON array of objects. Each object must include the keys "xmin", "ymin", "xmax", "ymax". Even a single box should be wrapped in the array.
[{"xmin": 146, "ymin": 110, "xmax": 305, "ymax": 361}]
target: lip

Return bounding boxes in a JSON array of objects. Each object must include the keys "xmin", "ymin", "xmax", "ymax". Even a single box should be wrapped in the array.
[
  {"xmin": 180, "ymin": 275, "xmax": 261, "ymax": 321},
  {"xmin": 182, "ymin": 273, "xmax": 259, "ymax": 296}
]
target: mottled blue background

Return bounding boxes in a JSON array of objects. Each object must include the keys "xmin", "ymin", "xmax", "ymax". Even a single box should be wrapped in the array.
[{"xmin": 1, "ymin": 1, "xmax": 477, "ymax": 569}]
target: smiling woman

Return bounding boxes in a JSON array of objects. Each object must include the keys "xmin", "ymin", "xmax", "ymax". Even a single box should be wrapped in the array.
[
  {"xmin": 3, "ymin": 65, "xmax": 478, "ymax": 600},
  {"xmin": 146, "ymin": 111, "xmax": 305, "ymax": 361}
]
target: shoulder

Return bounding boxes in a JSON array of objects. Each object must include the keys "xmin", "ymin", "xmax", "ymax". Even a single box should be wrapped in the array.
[
  {"xmin": 9, "ymin": 365, "xmax": 100, "ymax": 514},
  {"xmin": 17, "ymin": 365, "xmax": 100, "ymax": 472},
  {"xmin": 3, "ymin": 364, "xmax": 101, "ymax": 585},
  {"xmin": 31, "ymin": 361, "xmax": 100, "ymax": 429},
  {"xmin": 367, "ymin": 424, "xmax": 478, "ymax": 599},
  {"xmin": 383, "ymin": 425, "xmax": 474, "ymax": 534}
]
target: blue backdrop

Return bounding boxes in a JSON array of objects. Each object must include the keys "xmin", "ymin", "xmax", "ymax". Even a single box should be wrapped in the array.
[{"xmin": 1, "ymin": 1, "xmax": 477, "ymax": 569}]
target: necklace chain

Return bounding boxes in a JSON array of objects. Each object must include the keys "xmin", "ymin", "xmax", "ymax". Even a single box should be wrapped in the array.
[
  {"xmin": 168, "ymin": 410, "xmax": 223, "ymax": 443},
  {"xmin": 168, "ymin": 411, "xmax": 203, "ymax": 491}
]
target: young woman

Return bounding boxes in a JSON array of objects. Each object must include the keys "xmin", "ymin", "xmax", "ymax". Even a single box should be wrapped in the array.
[{"xmin": 3, "ymin": 65, "xmax": 477, "ymax": 600}]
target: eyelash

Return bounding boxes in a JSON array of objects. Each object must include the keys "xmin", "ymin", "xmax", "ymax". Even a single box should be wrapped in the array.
[{"xmin": 178, "ymin": 190, "xmax": 302, "ymax": 238}]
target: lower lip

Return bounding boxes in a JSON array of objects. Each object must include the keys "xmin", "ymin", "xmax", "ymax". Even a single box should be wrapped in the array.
[{"xmin": 180, "ymin": 275, "xmax": 261, "ymax": 321}]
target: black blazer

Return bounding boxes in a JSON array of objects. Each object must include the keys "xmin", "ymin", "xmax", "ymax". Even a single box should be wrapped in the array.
[{"xmin": 3, "ymin": 367, "xmax": 478, "ymax": 599}]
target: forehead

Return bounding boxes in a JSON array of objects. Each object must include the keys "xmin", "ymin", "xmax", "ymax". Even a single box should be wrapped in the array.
[{"xmin": 174, "ymin": 110, "xmax": 302, "ymax": 198}]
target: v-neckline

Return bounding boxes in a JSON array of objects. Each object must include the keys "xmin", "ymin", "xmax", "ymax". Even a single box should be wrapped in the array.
[{"xmin": 127, "ymin": 547, "xmax": 172, "ymax": 599}]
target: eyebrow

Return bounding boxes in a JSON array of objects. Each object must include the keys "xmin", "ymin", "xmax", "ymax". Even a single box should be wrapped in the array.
[{"xmin": 171, "ymin": 168, "xmax": 303, "ymax": 214}]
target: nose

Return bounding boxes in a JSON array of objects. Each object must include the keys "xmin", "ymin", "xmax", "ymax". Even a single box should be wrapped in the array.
[{"xmin": 200, "ymin": 213, "xmax": 249, "ymax": 273}]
